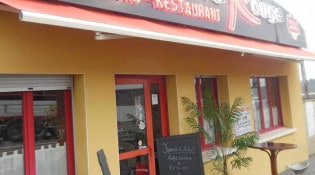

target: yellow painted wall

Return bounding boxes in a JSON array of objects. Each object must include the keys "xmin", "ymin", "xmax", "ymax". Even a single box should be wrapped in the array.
[{"xmin": 0, "ymin": 10, "xmax": 309, "ymax": 175}]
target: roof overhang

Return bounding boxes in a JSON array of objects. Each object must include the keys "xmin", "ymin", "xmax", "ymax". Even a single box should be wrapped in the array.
[{"xmin": 1, "ymin": 0, "xmax": 315, "ymax": 61}]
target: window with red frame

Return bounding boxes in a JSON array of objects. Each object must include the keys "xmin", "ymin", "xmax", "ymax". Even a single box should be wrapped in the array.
[
  {"xmin": 195, "ymin": 77, "xmax": 219, "ymax": 149},
  {"xmin": 250, "ymin": 77, "xmax": 283, "ymax": 133},
  {"xmin": 0, "ymin": 90, "xmax": 75, "ymax": 175}
]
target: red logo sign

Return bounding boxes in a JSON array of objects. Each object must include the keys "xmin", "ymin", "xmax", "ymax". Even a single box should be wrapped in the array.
[
  {"xmin": 228, "ymin": 0, "xmax": 261, "ymax": 32},
  {"xmin": 287, "ymin": 14, "xmax": 301, "ymax": 40}
]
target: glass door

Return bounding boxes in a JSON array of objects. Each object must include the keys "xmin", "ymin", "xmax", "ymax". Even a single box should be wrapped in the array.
[{"xmin": 115, "ymin": 76, "xmax": 169, "ymax": 175}]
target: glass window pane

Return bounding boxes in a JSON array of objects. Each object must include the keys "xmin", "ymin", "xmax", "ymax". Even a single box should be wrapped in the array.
[
  {"xmin": 0, "ymin": 92, "xmax": 24, "ymax": 174},
  {"xmin": 260, "ymin": 78, "xmax": 271, "ymax": 128},
  {"xmin": 120, "ymin": 155, "xmax": 149, "ymax": 175},
  {"xmin": 150, "ymin": 83, "xmax": 162, "ymax": 138},
  {"xmin": 201, "ymin": 79, "xmax": 216, "ymax": 144},
  {"xmin": 195, "ymin": 78, "xmax": 217, "ymax": 145},
  {"xmin": 116, "ymin": 84, "xmax": 147, "ymax": 153},
  {"xmin": 250, "ymin": 78, "xmax": 262, "ymax": 131},
  {"xmin": 251, "ymin": 77, "xmax": 282, "ymax": 132},
  {"xmin": 269, "ymin": 78, "xmax": 280, "ymax": 126},
  {"xmin": 34, "ymin": 91, "xmax": 68, "ymax": 175}
]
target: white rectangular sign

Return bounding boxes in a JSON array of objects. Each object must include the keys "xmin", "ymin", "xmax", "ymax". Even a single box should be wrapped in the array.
[{"xmin": 235, "ymin": 105, "xmax": 253, "ymax": 136}]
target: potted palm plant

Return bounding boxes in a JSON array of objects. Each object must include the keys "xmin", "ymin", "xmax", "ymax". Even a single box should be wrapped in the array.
[{"xmin": 181, "ymin": 90, "xmax": 258, "ymax": 175}]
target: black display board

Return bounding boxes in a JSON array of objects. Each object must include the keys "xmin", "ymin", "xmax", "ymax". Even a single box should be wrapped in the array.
[{"xmin": 155, "ymin": 133, "xmax": 204, "ymax": 175}]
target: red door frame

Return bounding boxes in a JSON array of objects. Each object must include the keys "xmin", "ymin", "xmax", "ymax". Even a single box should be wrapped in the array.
[
  {"xmin": 22, "ymin": 90, "xmax": 75, "ymax": 175},
  {"xmin": 115, "ymin": 75, "xmax": 169, "ymax": 175}
]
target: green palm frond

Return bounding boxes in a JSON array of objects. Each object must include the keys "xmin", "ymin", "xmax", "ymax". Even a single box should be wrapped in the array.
[
  {"xmin": 233, "ymin": 132, "xmax": 259, "ymax": 150},
  {"xmin": 182, "ymin": 97, "xmax": 211, "ymax": 141},
  {"xmin": 181, "ymin": 97, "xmax": 200, "ymax": 118},
  {"xmin": 181, "ymin": 92, "xmax": 258, "ymax": 175},
  {"xmin": 202, "ymin": 89, "xmax": 217, "ymax": 119},
  {"xmin": 231, "ymin": 156, "xmax": 253, "ymax": 169}
]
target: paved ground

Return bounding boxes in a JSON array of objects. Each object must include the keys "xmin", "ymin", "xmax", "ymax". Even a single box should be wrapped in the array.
[{"xmin": 279, "ymin": 154, "xmax": 315, "ymax": 175}]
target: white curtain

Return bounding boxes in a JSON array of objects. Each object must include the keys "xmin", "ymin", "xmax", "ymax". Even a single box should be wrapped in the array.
[
  {"xmin": 0, "ymin": 150, "xmax": 23, "ymax": 175},
  {"xmin": 0, "ymin": 143, "xmax": 67, "ymax": 175}
]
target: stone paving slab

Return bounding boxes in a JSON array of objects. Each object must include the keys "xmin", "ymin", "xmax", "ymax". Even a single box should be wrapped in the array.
[{"xmin": 279, "ymin": 154, "xmax": 315, "ymax": 175}]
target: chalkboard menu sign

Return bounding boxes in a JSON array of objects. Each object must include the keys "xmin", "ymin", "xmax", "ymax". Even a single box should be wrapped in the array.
[{"xmin": 155, "ymin": 133, "xmax": 204, "ymax": 175}]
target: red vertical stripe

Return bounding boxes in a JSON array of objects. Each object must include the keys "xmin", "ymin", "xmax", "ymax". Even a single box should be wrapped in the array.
[
  {"xmin": 64, "ymin": 90, "xmax": 75, "ymax": 175},
  {"xmin": 23, "ymin": 92, "xmax": 36, "ymax": 175},
  {"xmin": 266, "ymin": 78, "xmax": 275, "ymax": 126},
  {"xmin": 158, "ymin": 77, "xmax": 169, "ymax": 137}
]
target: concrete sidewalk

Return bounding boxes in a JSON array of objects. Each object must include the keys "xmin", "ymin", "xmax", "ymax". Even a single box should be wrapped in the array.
[{"xmin": 279, "ymin": 154, "xmax": 315, "ymax": 175}]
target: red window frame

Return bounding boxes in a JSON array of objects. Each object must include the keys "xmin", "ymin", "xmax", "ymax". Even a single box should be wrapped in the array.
[
  {"xmin": 10, "ymin": 90, "xmax": 75, "ymax": 175},
  {"xmin": 251, "ymin": 77, "xmax": 283, "ymax": 133},
  {"xmin": 195, "ymin": 77, "xmax": 219, "ymax": 150}
]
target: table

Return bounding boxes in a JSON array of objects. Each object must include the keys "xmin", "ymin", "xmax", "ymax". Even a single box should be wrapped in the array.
[{"xmin": 249, "ymin": 142, "xmax": 297, "ymax": 175}]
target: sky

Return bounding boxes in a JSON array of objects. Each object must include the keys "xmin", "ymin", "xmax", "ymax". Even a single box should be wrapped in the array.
[{"xmin": 274, "ymin": 0, "xmax": 315, "ymax": 80}]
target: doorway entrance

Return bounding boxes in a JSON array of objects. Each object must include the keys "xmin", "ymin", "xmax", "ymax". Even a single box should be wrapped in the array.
[{"xmin": 115, "ymin": 75, "xmax": 169, "ymax": 175}]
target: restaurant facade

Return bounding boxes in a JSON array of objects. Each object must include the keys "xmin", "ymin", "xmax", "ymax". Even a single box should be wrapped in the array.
[{"xmin": 0, "ymin": 0, "xmax": 314, "ymax": 175}]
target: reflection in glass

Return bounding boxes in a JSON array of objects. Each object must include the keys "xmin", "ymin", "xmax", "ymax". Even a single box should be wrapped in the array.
[
  {"xmin": 116, "ymin": 84, "xmax": 147, "ymax": 152},
  {"xmin": 0, "ymin": 92, "xmax": 24, "ymax": 174},
  {"xmin": 116, "ymin": 84, "xmax": 149, "ymax": 174},
  {"xmin": 120, "ymin": 155, "xmax": 149, "ymax": 175},
  {"xmin": 34, "ymin": 91, "xmax": 67, "ymax": 175},
  {"xmin": 0, "ymin": 91, "xmax": 70, "ymax": 175},
  {"xmin": 151, "ymin": 83, "xmax": 162, "ymax": 138},
  {"xmin": 250, "ymin": 78, "xmax": 262, "ymax": 131},
  {"xmin": 260, "ymin": 78, "xmax": 271, "ymax": 128},
  {"xmin": 269, "ymin": 78, "xmax": 280, "ymax": 126},
  {"xmin": 251, "ymin": 77, "xmax": 282, "ymax": 131},
  {"xmin": 200, "ymin": 79, "xmax": 216, "ymax": 144}
]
